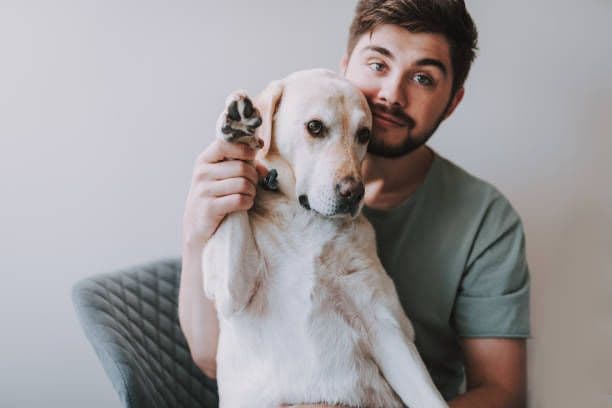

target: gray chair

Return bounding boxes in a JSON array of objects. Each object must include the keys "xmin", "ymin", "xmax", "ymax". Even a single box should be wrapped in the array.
[{"xmin": 72, "ymin": 258, "xmax": 219, "ymax": 408}]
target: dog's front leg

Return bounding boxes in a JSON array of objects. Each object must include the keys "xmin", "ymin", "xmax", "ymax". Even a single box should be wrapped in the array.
[
  {"xmin": 368, "ymin": 315, "xmax": 448, "ymax": 408},
  {"xmin": 202, "ymin": 211, "xmax": 264, "ymax": 318},
  {"xmin": 202, "ymin": 91, "xmax": 265, "ymax": 319},
  {"xmin": 347, "ymin": 268, "xmax": 448, "ymax": 408}
]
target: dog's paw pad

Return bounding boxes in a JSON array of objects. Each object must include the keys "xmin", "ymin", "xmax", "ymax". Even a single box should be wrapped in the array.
[{"xmin": 218, "ymin": 92, "xmax": 263, "ymax": 147}]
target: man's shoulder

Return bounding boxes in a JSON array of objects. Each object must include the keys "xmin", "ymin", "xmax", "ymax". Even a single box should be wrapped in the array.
[
  {"xmin": 431, "ymin": 154, "xmax": 518, "ymax": 215},
  {"xmin": 423, "ymin": 154, "xmax": 523, "ymax": 238},
  {"xmin": 433, "ymin": 154, "xmax": 499, "ymax": 198}
]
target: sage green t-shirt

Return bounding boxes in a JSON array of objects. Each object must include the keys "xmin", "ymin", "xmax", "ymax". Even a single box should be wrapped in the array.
[{"xmin": 362, "ymin": 152, "xmax": 530, "ymax": 401}]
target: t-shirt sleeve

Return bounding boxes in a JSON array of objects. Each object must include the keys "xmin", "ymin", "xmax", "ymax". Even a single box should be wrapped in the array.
[{"xmin": 452, "ymin": 195, "xmax": 531, "ymax": 338}]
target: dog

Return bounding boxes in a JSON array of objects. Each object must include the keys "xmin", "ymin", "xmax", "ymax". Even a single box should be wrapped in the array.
[{"xmin": 202, "ymin": 69, "xmax": 447, "ymax": 408}]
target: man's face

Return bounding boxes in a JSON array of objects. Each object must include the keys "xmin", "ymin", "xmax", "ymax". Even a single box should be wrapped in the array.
[{"xmin": 341, "ymin": 24, "xmax": 462, "ymax": 158}]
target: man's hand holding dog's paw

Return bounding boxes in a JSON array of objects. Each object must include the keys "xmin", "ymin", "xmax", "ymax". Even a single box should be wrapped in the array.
[
  {"xmin": 183, "ymin": 92, "xmax": 266, "ymax": 248},
  {"xmin": 182, "ymin": 140, "xmax": 265, "ymax": 248}
]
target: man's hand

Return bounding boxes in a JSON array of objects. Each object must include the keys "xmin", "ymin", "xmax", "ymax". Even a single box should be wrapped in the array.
[{"xmin": 182, "ymin": 139, "xmax": 261, "ymax": 247}]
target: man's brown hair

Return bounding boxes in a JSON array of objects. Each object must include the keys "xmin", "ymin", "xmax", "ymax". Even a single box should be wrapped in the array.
[{"xmin": 347, "ymin": 0, "xmax": 478, "ymax": 95}]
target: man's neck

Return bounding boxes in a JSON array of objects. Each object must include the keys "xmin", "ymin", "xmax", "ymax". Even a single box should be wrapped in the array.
[{"xmin": 362, "ymin": 145, "xmax": 434, "ymax": 210}]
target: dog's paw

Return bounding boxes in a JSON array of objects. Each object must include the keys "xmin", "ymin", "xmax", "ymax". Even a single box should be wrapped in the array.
[{"xmin": 217, "ymin": 91, "xmax": 263, "ymax": 149}]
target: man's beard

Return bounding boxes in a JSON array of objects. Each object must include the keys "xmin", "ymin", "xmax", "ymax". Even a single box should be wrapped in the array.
[{"xmin": 367, "ymin": 102, "xmax": 446, "ymax": 158}]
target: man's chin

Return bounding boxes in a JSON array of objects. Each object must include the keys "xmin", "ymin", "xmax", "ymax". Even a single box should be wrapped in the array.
[
  {"xmin": 367, "ymin": 138, "xmax": 421, "ymax": 158},
  {"xmin": 367, "ymin": 123, "xmax": 439, "ymax": 158}
]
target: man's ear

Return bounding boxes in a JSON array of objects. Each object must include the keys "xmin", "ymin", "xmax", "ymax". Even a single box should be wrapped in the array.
[
  {"xmin": 443, "ymin": 87, "xmax": 465, "ymax": 120},
  {"xmin": 254, "ymin": 80, "xmax": 284, "ymax": 158},
  {"xmin": 339, "ymin": 54, "xmax": 349, "ymax": 75}
]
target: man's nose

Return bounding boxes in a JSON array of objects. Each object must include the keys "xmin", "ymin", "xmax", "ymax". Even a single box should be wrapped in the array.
[
  {"xmin": 378, "ymin": 75, "xmax": 407, "ymax": 107},
  {"xmin": 335, "ymin": 176, "xmax": 365, "ymax": 203}
]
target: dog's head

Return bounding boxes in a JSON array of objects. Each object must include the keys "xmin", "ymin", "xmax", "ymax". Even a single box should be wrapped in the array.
[{"xmin": 255, "ymin": 69, "xmax": 372, "ymax": 218}]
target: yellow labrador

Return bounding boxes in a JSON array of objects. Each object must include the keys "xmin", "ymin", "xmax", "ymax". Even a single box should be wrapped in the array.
[{"xmin": 202, "ymin": 69, "xmax": 447, "ymax": 408}]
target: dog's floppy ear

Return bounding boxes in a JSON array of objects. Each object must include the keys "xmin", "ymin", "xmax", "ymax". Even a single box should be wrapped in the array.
[{"xmin": 254, "ymin": 80, "xmax": 284, "ymax": 157}]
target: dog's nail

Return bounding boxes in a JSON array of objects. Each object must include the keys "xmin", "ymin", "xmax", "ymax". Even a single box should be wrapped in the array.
[
  {"xmin": 251, "ymin": 116, "xmax": 262, "ymax": 128},
  {"xmin": 227, "ymin": 100, "xmax": 241, "ymax": 121},
  {"xmin": 243, "ymin": 98, "xmax": 254, "ymax": 118}
]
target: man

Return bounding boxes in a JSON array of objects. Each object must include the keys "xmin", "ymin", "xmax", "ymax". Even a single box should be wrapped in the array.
[{"xmin": 179, "ymin": 1, "xmax": 530, "ymax": 407}]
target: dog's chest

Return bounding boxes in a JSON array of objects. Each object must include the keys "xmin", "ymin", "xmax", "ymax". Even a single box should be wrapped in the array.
[
  {"xmin": 247, "ymin": 198, "xmax": 375, "ymax": 323},
  {"xmin": 217, "ymin": 201, "xmax": 401, "ymax": 407},
  {"xmin": 248, "ymin": 203, "xmax": 373, "ymax": 351},
  {"xmin": 250, "ymin": 208, "xmax": 345, "ymax": 314}
]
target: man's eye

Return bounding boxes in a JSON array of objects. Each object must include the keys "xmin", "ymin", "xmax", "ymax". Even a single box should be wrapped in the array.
[
  {"xmin": 368, "ymin": 62, "xmax": 385, "ymax": 72},
  {"xmin": 414, "ymin": 73, "xmax": 434, "ymax": 86}
]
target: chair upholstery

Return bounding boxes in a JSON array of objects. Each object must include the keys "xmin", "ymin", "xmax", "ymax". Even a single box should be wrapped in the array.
[{"xmin": 72, "ymin": 258, "xmax": 219, "ymax": 408}]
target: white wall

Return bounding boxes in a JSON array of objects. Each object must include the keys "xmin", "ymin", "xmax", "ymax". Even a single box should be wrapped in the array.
[
  {"xmin": 433, "ymin": 2, "xmax": 612, "ymax": 407},
  {"xmin": 0, "ymin": 1, "xmax": 609, "ymax": 407}
]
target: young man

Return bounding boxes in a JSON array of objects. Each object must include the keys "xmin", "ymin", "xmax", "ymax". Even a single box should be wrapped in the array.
[{"xmin": 179, "ymin": 1, "xmax": 530, "ymax": 407}]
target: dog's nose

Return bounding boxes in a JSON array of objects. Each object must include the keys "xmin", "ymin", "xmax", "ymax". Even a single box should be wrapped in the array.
[{"xmin": 336, "ymin": 177, "xmax": 365, "ymax": 203}]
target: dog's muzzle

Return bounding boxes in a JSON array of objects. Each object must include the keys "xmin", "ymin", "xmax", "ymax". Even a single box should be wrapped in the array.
[
  {"xmin": 336, "ymin": 176, "xmax": 365, "ymax": 206},
  {"xmin": 334, "ymin": 177, "xmax": 364, "ymax": 216},
  {"xmin": 299, "ymin": 177, "xmax": 365, "ymax": 217}
]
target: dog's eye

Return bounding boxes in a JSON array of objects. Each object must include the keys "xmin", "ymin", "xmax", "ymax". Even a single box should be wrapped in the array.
[
  {"xmin": 356, "ymin": 128, "xmax": 371, "ymax": 144},
  {"xmin": 306, "ymin": 120, "xmax": 324, "ymax": 136}
]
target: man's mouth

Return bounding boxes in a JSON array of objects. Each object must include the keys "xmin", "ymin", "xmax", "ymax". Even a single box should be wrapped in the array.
[
  {"xmin": 368, "ymin": 101, "xmax": 415, "ymax": 129},
  {"xmin": 372, "ymin": 112, "xmax": 407, "ymax": 128}
]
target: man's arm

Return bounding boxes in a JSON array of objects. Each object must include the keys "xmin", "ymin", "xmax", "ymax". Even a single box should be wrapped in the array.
[
  {"xmin": 178, "ymin": 239, "xmax": 220, "ymax": 378},
  {"xmin": 178, "ymin": 139, "xmax": 260, "ymax": 378},
  {"xmin": 448, "ymin": 338, "xmax": 527, "ymax": 408}
]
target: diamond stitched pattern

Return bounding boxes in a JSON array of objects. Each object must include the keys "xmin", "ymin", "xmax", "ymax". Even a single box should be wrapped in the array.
[{"xmin": 73, "ymin": 258, "xmax": 218, "ymax": 408}]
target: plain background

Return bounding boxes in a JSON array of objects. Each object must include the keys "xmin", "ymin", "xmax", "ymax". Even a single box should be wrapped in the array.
[{"xmin": 1, "ymin": 1, "xmax": 610, "ymax": 407}]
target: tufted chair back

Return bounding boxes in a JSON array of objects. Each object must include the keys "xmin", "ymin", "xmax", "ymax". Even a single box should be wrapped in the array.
[{"xmin": 72, "ymin": 258, "xmax": 218, "ymax": 408}]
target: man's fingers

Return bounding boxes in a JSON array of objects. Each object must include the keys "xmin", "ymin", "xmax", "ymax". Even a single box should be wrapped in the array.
[
  {"xmin": 254, "ymin": 161, "xmax": 269, "ymax": 178},
  {"xmin": 199, "ymin": 139, "xmax": 257, "ymax": 164},
  {"xmin": 202, "ymin": 160, "xmax": 259, "ymax": 185},
  {"xmin": 207, "ymin": 177, "xmax": 257, "ymax": 198},
  {"xmin": 210, "ymin": 193, "xmax": 254, "ymax": 214}
]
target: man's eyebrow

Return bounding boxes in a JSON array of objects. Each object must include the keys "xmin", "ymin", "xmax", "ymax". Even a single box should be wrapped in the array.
[
  {"xmin": 416, "ymin": 58, "xmax": 448, "ymax": 78},
  {"xmin": 361, "ymin": 45, "xmax": 394, "ymax": 59}
]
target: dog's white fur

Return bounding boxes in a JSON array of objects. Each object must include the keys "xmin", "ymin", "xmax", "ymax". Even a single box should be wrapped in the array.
[{"xmin": 202, "ymin": 69, "xmax": 447, "ymax": 407}]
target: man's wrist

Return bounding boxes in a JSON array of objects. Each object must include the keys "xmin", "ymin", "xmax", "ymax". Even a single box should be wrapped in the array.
[{"xmin": 182, "ymin": 225, "xmax": 209, "ymax": 253}]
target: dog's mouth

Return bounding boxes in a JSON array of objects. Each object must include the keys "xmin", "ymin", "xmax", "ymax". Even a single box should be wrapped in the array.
[{"xmin": 298, "ymin": 194, "xmax": 360, "ymax": 217}]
